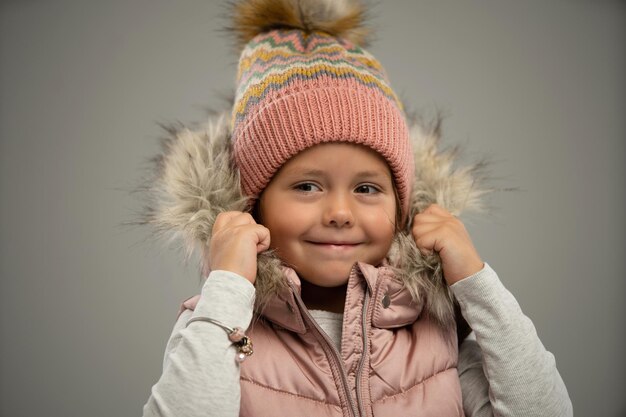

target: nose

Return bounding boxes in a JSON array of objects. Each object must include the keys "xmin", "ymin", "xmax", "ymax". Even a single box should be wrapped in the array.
[{"xmin": 322, "ymin": 193, "xmax": 354, "ymax": 228}]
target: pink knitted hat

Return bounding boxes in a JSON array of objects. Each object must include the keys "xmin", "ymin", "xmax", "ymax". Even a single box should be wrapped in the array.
[{"xmin": 231, "ymin": 0, "xmax": 413, "ymax": 220}]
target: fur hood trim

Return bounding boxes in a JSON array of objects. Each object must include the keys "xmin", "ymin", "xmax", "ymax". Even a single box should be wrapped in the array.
[{"xmin": 139, "ymin": 112, "xmax": 492, "ymax": 328}]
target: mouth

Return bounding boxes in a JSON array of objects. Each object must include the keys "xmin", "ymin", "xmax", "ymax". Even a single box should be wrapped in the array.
[{"xmin": 305, "ymin": 241, "xmax": 362, "ymax": 249}]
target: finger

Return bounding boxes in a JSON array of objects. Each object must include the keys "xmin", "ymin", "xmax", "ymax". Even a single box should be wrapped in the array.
[
  {"xmin": 422, "ymin": 203, "xmax": 454, "ymax": 217},
  {"xmin": 227, "ymin": 223, "xmax": 270, "ymax": 253},
  {"xmin": 412, "ymin": 223, "xmax": 447, "ymax": 256},
  {"xmin": 214, "ymin": 211, "xmax": 255, "ymax": 232},
  {"xmin": 226, "ymin": 212, "xmax": 256, "ymax": 228},
  {"xmin": 177, "ymin": 294, "xmax": 201, "ymax": 318},
  {"xmin": 213, "ymin": 211, "xmax": 240, "ymax": 231},
  {"xmin": 412, "ymin": 212, "xmax": 450, "ymax": 225},
  {"xmin": 182, "ymin": 294, "xmax": 201, "ymax": 310},
  {"xmin": 254, "ymin": 225, "xmax": 271, "ymax": 253},
  {"xmin": 411, "ymin": 221, "xmax": 443, "ymax": 240},
  {"xmin": 413, "ymin": 230, "xmax": 444, "ymax": 255}
]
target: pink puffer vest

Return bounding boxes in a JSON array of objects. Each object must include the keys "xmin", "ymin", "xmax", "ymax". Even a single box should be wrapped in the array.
[{"xmin": 239, "ymin": 262, "xmax": 464, "ymax": 417}]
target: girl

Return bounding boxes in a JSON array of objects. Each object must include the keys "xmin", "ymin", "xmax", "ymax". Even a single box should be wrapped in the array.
[{"xmin": 141, "ymin": 0, "xmax": 571, "ymax": 415}]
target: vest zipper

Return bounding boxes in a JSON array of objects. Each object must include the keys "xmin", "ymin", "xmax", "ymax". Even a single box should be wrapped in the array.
[
  {"xmin": 354, "ymin": 290, "xmax": 370, "ymax": 417},
  {"xmin": 291, "ymin": 288, "xmax": 360, "ymax": 417}
]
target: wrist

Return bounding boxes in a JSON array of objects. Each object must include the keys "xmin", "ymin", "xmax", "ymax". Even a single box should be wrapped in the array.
[{"xmin": 445, "ymin": 260, "xmax": 484, "ymax": 285}]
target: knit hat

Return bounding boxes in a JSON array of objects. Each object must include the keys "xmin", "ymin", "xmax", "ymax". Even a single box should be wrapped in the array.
[{"xmin": 230, "ymin": 0, "xmax": 414, "ymax": 220}]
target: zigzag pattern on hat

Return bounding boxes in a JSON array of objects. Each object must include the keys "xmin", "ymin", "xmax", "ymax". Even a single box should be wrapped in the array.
[{"xmin": 233, "ymin": 29, "xmax": 401, "ymax": 128}]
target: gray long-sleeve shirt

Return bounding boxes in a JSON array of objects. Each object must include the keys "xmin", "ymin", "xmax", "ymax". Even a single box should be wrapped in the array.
[{"xmin": 143, "ymin": 263, "xmax": 572, "ymax": 416}]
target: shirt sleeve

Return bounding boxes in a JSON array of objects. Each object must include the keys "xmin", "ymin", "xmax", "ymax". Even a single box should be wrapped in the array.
[
  {"xmin": 451, "ymin": 263, "xmax": 573, "ymax": 417},
  {"xmin": 142, "ymin": 270, "xmax": 255, "ymax": 417},
  {"xmin": 458, "ymin": 337, "xmax": 493, "ymax": 417}
]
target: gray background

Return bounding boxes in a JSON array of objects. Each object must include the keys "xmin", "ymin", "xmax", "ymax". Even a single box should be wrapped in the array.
[{"xmin": 1, "ymin": 1, "xmax": 624, "ymax": 416}]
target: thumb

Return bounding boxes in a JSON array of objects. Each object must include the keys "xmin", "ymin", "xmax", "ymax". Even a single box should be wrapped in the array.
[{"xmin": 254, "ymin": 225, "xmax": 271, "ymax": 254}]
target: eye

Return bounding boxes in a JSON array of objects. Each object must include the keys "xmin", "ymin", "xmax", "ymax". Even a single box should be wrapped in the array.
[
  {"xmin": 294, "ymin": 182, "xmax": 321, "ymax": 192},
  {"xmin": 355, "ymin": 184, "xmax": 380, "ymax": 194}
]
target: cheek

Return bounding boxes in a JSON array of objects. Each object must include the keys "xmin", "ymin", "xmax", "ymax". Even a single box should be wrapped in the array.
[
  {"xmin": 262, "ymin": 205, "xmax": 310, "ymax": 250},
  {"xmin": 367, "ymin": 205, "xmax": 396, "ymax": 233},
  {"xmin": 362, "ymin": 207, "xmax": 396, "ymax": 254}
]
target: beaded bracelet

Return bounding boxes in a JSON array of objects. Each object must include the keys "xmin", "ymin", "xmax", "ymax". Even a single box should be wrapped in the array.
[{"xmin": 186, "ymin": 316, "xmax": 253, "ymax": 363}]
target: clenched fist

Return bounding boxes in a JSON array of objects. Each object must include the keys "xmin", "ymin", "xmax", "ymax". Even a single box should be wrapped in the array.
[
  {"xmin": 411, "ymin": 204, "xmax": 484, "ymax": 285},
  {"xmin": 206, "ymin": 211, "xmax": 271, "ymax": 284}
]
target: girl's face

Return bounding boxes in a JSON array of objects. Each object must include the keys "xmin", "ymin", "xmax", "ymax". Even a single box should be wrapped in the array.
[{"xmin": 259, "ymin": 143, "xmax": 397, "ymax": 288}]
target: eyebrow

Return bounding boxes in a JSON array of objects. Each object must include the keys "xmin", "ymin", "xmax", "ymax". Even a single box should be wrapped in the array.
[
  {"xmin": 286, "ymin": 168, "xmax": 390, "ymax": 179},
  {"xmin": 353, "ymin": 170, "xmax": 391, "ymax": 180},
  {"xmin": 283, "ymin": 167, "xmax": 392, "ymax": 182}
]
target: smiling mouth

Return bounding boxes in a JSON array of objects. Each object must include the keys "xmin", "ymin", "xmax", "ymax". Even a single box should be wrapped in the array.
[{"xmin": 306, "ymin": 241, "xmax": 362, "ymax": 249}]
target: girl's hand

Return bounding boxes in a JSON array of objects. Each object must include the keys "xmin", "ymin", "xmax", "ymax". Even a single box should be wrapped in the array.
[
  {"xmin": 207, "ymin": 211, "xmax": 271, "ymax": 284},
  {"xmin": 411, "ymin": 204, "xmax": 484, "ymax": 285}
]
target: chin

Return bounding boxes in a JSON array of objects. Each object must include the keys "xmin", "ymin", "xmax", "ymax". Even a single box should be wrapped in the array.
[{"xmin": 298, "ymin": 265, "xmax": 353, "ymax": 288}]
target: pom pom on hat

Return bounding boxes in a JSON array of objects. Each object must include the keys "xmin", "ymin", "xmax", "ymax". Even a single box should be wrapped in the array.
[{"xmin": 231, "ymin": 0, "xmax": 370, "ymax": 49}]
